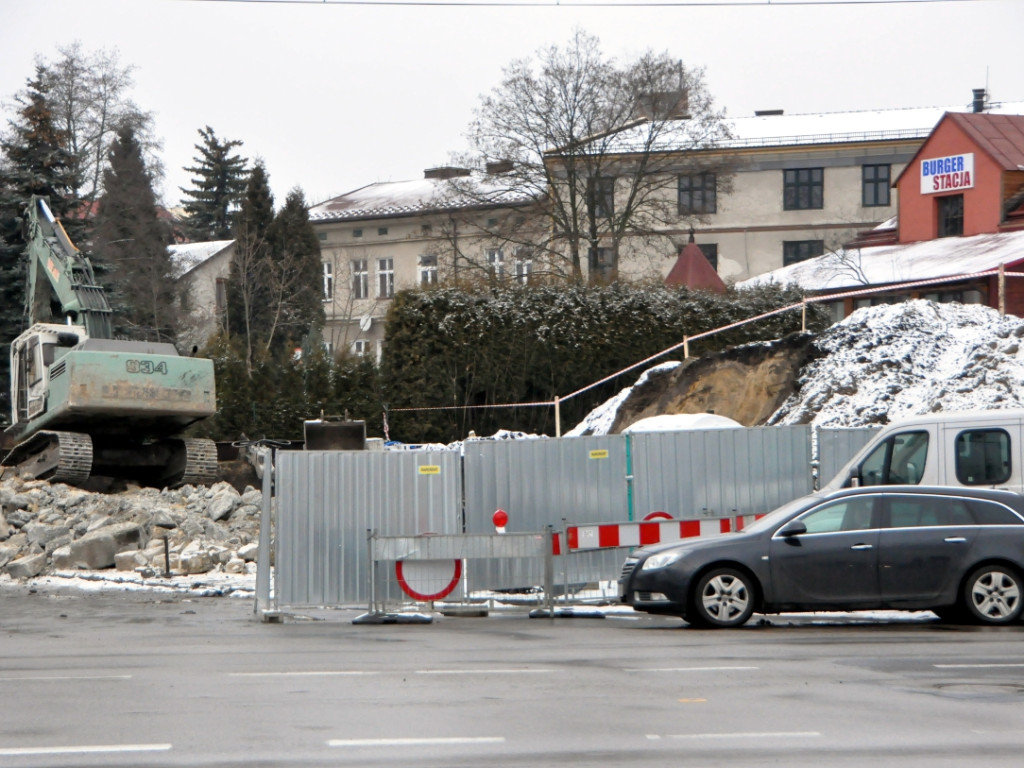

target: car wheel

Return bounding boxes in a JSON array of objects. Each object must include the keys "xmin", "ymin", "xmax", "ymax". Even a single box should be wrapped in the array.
[
  {"xmin": 963, "ymin": 565, "xmax": 1024, "ymax": 625},
  {"xmin": 691, "ymin": 568, "xmax": 755, "ymax": 628}
]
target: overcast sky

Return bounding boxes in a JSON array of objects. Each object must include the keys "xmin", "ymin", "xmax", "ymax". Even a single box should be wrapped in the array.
[{"xmin": 2, "ymin": 0, "xmax": 1022, "ymax": 210}]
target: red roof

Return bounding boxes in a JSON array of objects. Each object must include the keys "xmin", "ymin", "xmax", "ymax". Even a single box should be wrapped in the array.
[
  {"xmin": 665, "ymin": 238, "xmax": 726, "ymax": 293},
  {"xmin": 946, "ymin": 112, "xmax": 1024, "ymax": 171}
]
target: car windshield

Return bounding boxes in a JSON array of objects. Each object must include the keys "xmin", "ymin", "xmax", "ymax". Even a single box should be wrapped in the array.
[{"xmin": 740, "ymin": 495, "xmax": 820, "ymax": 535}]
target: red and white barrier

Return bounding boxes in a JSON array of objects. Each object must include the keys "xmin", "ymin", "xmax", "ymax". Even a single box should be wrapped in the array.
[{"xmin": 564, "ymin": 514, "xmax": 764, "ymax": 552}]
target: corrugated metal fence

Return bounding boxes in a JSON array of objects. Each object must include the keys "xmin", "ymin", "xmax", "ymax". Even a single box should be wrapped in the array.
[{"xmin": 273, "ymin": 426, "xmax": 879, "ymax": 609}]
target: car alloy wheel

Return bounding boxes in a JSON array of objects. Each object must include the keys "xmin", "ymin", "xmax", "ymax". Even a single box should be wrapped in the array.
[
  {"xmin": 692, "ymin": 568, "xmax": 755, "ymax": 628},
  {"xmin": 964, "ymin": 565, "xmax": 1023, "ymax": 625}
]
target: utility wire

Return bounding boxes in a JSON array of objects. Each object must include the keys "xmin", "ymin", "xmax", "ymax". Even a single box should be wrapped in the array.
[{"xmin": 170, "ymin": 0, "xmax": 994, "ymax": 8}]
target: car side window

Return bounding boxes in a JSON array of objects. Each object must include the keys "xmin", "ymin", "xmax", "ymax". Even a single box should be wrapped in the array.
[
  {"xmin": 886, "ymin": 496, "xmax": 973, "ymax": 528},
  {"xmin": 955, "ymin": 429, "xmax": 1011, "ymax": 485},
  {"xmin": 859, "ymin": 431, "xmax": 928, "ymax": 486},
  {"xmin": 968, "ymin": 499, "xmax": 1024, "ymax": 525},
  {"xmin": 800, "ymin": 498, "xmax": 876, "ymax": 534}
]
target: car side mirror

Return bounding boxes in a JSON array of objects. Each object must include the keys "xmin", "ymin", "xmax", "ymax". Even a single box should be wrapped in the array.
[{"xmin": 778, "ymin": 521, "xmax": 807, "ymax": 538}]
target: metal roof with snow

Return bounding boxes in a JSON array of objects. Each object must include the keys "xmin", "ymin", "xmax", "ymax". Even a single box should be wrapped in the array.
[
  {"xmin": 738, "ymin": 230, "xmax": 1024, "ymax": 292},
  {"xmin": 169, "ymin": 239, "xmax": 234, "ymax": 277}
]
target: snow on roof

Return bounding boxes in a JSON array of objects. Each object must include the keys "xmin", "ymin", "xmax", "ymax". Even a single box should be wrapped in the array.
[
  {"xmin": 308, "ymin": 174, "xmax": 535, "ymax": 223},
  {"xmin": 169, "ymin": 239, "xmax": 234, "ymax": 277},
  {"xmin": 592, "ymin": 102, "xmax": 1024, "ymax": 156},
  {"xmin": 738, "ymin": 230, "xmax": 1024, "ymax": 292}
]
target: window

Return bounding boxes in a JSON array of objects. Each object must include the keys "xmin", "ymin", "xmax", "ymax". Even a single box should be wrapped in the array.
[
  {"xmin": 377, "ymin": 227, "xmax": 388, "ymax": 236},
  {"xmin": 969, "ymin": 500, "xmax": 1024, "ymax": 526},
  {"xmin": 352, "ymin": 339, "xmax": 369, "ymax": 357},
  {"xmin": 377, "ymin": 258, "xmax": 394, "ymax": 298},
  {"xmin": 859, "ymin": 431, "xmax": 929, "ymax": 486},
  {"xmin": 421, "ymin": 224, "xmax": 432, "ymax": 234},
  {"xmin": 486, "ymin": 218, "xmax": 499, "ymax": 228},
  {"xmin": 955, "ymin": 429, "xmax": 1011, "ymax": 485},
  {"xmin": 513, "ymin": 249, "xmax": 533, "ymax": 285},
  {"xmin": 589, "ymin": 247, "xmax": 615, "ymax": 283},
  {"xmin": 322, "ymin": 262, "xmax": 333, "ymax": 301},
  {"xmin": 938, "ymin": 194, "xmax": 964, "ymax": 237},
  {"xmin": 862, "ymin": 164, "xmax": 891, "ymax": 207},
  {"xmin": 351, "ymin": 259, "xmax": 368, "ymax": 299},
  {"xmin": 783, "ymin": 168, "xmax": 823, "ymax": 210},
  {"xmin": 486, "ymin": 248, "xmax": 505, "ymax": 279},
  {"xmin": 323, "ymin": 341, "xmax": 334, "ymax": 357},
  {"xmin": 698, "ymin": 243, "xmax": 718, "ymax": 271},
  {"xmin": 782, "ymin": 240, "xmax": 824, "ymax": 266},
  {"xmin": 678, "ymin": 173, "xmax": 717, "ymax": 214},
  {"xmin": 419, "ymin": 253, "xmax": 438, "ymax": 286},
  {"xmin": 587, "ymin": 176, "xmax": 615, "ymax": 218},
  {"xmin": 317, "ymin": 232, "xmax": 327, "ymax": 241},
  {"xmin": 887, "ymin": 496, "xmax": 974, "ymax": 528},
  {"xmin": 353, "ymin": 228, "xmax": 363, "ymax": 238},
  {"xmin": 799, "ymin": 498, "xmax": 877, "ymax": 534},
  {"xmin": 215, "ymin": 278, "xmax": 228, "ymax": 314}
]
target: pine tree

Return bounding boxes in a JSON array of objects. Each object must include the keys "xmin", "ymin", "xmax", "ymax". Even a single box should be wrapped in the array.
[
  {"xmin": 0, "ymin": 69, "xmax": 81, "ymax": 423},
  {"xmin": 92, "ymin": 125, "xmax": 176, "ymax": 342},
  {"xmin": 180, "ymin": 126, "xmax": 247, "ymax": 240},
  {"xmin": 227, "ymin": 161, "xmax": 274, "ymax": 370},
  {"xmin": 266, "ymin": 187, "xmax": 324, "ymax": 353}
]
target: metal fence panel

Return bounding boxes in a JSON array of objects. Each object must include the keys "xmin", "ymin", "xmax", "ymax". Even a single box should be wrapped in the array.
[
  {"xmin": 275, "ymin": 450, "xmax": 462, "ymax": 608},
  {"xmin": 817, "ymin": 427, "xmax": 881, "ymax": 486},
  {"xmin": 462, "ymin": 436, "xmax": 627, "ymax": 590},
  {"xmin": 630, "ymin": 426, "xmax": 814, "ymax": 520}
]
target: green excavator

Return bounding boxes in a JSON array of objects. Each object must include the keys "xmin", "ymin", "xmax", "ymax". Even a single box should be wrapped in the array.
[{"xmin": 1, "ymin": 197, "xmax": 218, "ymax": 487}]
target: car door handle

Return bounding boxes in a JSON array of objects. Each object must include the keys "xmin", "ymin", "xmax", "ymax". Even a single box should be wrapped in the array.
[
  {"xmin": 850, "ymin": 544, "xmax": 873, "ymax": 551},
  {"xmin": 944, "ymin": 537, "xmax": 967, "ymax": 543}
]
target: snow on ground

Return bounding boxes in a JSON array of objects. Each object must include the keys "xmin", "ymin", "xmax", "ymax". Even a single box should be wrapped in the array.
[{"xmin": 769, "ymin": 300, "xmax": 1024, "ymax": 427}]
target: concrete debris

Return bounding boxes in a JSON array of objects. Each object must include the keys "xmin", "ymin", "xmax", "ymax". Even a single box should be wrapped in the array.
[{"xmin": 0, "ymin": 476, "xmax": 263, "ymax": 582}]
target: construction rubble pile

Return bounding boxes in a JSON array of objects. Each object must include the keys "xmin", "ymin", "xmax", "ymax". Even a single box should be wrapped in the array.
[{"xmin": 0, "ymin": 477, "xmax": 262, "ymax": 586}]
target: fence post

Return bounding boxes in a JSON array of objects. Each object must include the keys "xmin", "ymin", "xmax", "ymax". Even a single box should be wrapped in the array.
[
  {"xmin": 554, "ymin": 395, "xmax": 561, "ymax": 438},
  {"xmin": 1000, "ymin": 263, "xmax": 1006, "ymax": 316},
  {"xmin": 254, "ymin": 446, "xmax": 274, "ymax": 618}
]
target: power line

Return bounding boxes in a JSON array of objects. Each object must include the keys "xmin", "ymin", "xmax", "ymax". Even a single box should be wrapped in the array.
[{"xmin": 169, "ymin": 0, "xmax": 994, "ymax": 8}]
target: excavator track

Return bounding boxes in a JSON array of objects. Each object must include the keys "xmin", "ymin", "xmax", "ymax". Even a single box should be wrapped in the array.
[
  {"xmin": 2, "ymin": 430, "xmax": 93, "ymax": 485},
  {"xmin": 176, "ymin": 437, "xmax": 219, "ymax": 487}
]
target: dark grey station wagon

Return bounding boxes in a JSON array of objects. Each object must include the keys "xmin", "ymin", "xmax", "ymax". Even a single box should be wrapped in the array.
[{"xmin": 619, "ymin": 486, "xmax": 1024, "ymax": 628}]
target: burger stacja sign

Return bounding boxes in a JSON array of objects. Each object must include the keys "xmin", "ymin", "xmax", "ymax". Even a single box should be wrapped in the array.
[{"xmin": 920, "ymin": 152, "xmax": 974, "ymax": 194}]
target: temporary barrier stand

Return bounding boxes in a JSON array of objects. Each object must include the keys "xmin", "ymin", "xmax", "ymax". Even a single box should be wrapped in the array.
[{"xmin": 357, "ymin": 529, "xmax": 556, "ymax": 624}]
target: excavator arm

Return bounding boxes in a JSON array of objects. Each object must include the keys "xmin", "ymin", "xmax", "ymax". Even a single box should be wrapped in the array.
[{"xmin": 24, "ymin": 196, "xmax": 113, "ymax": 339}]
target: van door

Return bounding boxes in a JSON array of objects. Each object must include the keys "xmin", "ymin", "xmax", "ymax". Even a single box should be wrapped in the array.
[{"xmin": 943, "ymin": 424, "xmax": 1021, "ymax": 491}]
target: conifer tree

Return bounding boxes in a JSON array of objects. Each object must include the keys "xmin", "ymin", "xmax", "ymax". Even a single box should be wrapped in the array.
[
  {"xmin": 180, "ymin": 126, "xmax": 247, "ymax": 240},
  {"xmin": 266, "ymin": 187, "xmax": 324, "ymax": 353},
  {"xmin": 0, "ymin": 69, "xmax": 81, "ymax": 422},
  {"xmin": 92, "ymin": 124, "xmax": 176, "ymax": 342}
]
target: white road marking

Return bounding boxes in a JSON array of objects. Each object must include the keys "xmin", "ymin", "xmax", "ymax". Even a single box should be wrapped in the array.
[
  {"xmin": 0, "ymin": 744, "xmax": 171, "ymax": 756},
  {"xmin": 0, "ymin": 674, "xmax": 132, "ymax": 682},
  {"xmin": 415, "ymin": 668, "xmax": 548, "ymax": 675},
  {"xmin": 934, "ymin": 663, "xmax": 1024, "ymax": 669},
  {"xmin": 624, "ymin": 666, "xmax": 759, "ymax": 673},
  {"xmin": 328, "ymin": 737, "xmax": 505, "ymax": 748},
  {"xmin": 228, "ymin": 671, "xmax": 380, "ymax": 677},
  {"xmin": 646, "ymin": 731, "xmax": 820, "ymax": 740}
]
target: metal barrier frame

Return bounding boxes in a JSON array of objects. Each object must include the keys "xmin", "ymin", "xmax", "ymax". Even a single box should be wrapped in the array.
[{"xmin": 364, "ymin": 530, "xmax": 556, "ymax": 619}]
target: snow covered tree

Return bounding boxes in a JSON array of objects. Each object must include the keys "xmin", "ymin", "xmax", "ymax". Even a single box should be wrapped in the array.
[
  {"xmin": 91, "ymin": 124, "xmax": 176, "ymax": 342},
  {"xmin": 180, "ymin": 126, "xmax": 247, "ymax": 240},
  {"xmin": 460, "ymin": 29, "xmax": 732, "ymax": 282}
]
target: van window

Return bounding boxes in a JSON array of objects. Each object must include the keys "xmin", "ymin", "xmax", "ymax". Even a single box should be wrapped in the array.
[
  {"xmin": 859, "ymin": 430, "xmax": 929, "ymax": 486},
  {"xmin": 955, "ymin": 429, "xmax": 1011, "ymax": 485}
]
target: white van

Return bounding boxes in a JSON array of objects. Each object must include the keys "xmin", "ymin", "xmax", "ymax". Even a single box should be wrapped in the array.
[{"xmin": 824, "ymin": 410, "xmax": 1024, "ymax": 493}]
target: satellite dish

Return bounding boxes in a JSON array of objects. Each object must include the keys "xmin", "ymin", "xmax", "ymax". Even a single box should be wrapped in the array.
[{"xmin": 358, "ymin": 315, "xmax": 372, "ymax": 332}]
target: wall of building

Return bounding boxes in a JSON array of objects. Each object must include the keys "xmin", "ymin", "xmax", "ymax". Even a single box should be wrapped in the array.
[{"xmin": 898, "ymin": 119, "xmax": 1006, "ymax": 242}]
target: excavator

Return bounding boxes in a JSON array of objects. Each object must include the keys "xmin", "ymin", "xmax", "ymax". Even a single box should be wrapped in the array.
[{"xmin": 1, "ymin": 197, "xmax": 218, "ymax": 487}]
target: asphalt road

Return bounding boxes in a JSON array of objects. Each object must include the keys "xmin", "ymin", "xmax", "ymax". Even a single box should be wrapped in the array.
[{"xmin": 2, "ymin": 586, "xmax": 1024, "ymax": 768}]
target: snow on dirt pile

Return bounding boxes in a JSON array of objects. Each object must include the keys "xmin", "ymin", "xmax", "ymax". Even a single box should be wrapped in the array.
[{"xmin": 768, "ymin": 300, "xmax": 1024, "ymax": 427}]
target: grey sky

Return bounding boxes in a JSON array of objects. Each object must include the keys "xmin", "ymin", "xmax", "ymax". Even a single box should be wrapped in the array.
[{"xmin": 2, "ymin": 0, "xmax": 1022, "ymax": 210}]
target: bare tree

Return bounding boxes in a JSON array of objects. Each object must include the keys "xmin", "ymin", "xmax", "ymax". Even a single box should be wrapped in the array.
[
  {"xmin": 37, "ymin": 42, "xmax": 159, "ymax": 206},
  {"xmin": 458, "ymin": 29, "xmax": 733, "ymax": 283}
]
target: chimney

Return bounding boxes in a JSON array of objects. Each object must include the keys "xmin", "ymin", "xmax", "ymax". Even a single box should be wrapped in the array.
[
  {"xmin": 973, "ymin": 88, "xmax": 987, "ymax": 113},
  {"xmin": 424, "ymin": 166, "xmax": 471, "ymax": 180}
]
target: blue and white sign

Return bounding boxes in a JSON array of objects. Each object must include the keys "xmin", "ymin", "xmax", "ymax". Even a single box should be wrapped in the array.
[{"xmin": 920, "ymin": 153, "xmax": 974, "ymax": 195}]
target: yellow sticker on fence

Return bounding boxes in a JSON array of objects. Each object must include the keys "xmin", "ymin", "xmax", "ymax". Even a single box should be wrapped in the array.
[
  {"xmin": 589, "ymin": 450, "xmax": 609, "ymax": 460},
  {"xmin": 418, "ymin": 465, "xmax": 441, "ymax": 475}
]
